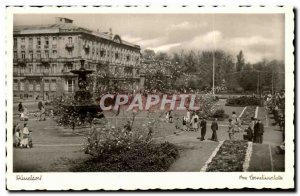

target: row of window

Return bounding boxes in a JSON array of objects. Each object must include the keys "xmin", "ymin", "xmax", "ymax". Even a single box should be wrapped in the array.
[
  {"xmin": 14, "ymin": 36, "xmax": 140, "ymax": 63},
  {"xmin": 83, "ymin": 47, "xmax": 140, "ymax": 63},
  {"xmin": 13, "ymin": 79, "xmax": 57, "ymax": 92},
  {"xmin": 14, "ymin": 36, "xmax": 59, "ymax": 47},
  {"xmin": 14, "ymin": 64, "xmax": 59, "ymax": 74},
  {"xmin": 14, "ymin": 49, "xmax": 139, "ymax": 64},
  {"xmin": 14, "ymin": 50, "xmax": 58, "ymax": 59}
]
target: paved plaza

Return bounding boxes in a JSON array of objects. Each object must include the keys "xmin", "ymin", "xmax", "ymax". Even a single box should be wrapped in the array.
[{"xmin": 13, "ymin": 99, "xmax": 284, "ymax": 172}]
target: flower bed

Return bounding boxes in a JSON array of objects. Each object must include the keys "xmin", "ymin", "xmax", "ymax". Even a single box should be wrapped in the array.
[
  {"xmin": 226, "ymin": 96, "xmax": 260, "ymax": 106},
  {"xmin": 206, "ymin": 140, "xmax": 248, "ymax": 172},
  {"xmin": 70, "ymin": 141, "xmax": 179, "ymax": 172},
  {"xmin": 241, "ymin": 106, "xmax": 256, "ymax": 125},
  {"xmin": 69, "ymin": 123, "xmax": 179, "ymax": 172}
]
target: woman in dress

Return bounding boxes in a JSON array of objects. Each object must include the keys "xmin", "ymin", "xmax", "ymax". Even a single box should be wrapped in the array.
[
  {"xmin": 20, "ymin": 123, "xmax": 30, "ymax": 148},
  {"xmin": 228, "ymin": 119, "xmax": 235, "ymax": 140},
  {"xmin": 191, "ymin": 112, "xmax": 199, "ymax": 132},
  {"xmin": 186, "ymin": 109, "xmax": 191, "ymax": 124}
]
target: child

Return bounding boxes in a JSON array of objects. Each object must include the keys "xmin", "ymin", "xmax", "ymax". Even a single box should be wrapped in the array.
[{"xmin": 244, "ymin": 126, "xmax": 253, "ymax": 141}]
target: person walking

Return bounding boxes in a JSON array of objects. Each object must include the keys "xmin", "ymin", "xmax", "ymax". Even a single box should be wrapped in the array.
[
  {"xmin": 228, "ymin": 119, "xmax": 235, "ymax": 140},
  {"xmin": 186, "ymin": 109, "xmax": 191, "ymax": 124},
  {"xmin": 199, "ymin": 117, "xmax": 207, "ymax": 141},
  {"xmin": 168, "ymin": 110, "xmax": 173, "ymax": 123},
  {"xmin": 250, "ymin": 117, "xmax": 256, "ymax": 132},
  {"xmin": 253, "ymin": 120, "xmax": 259, "ymax": 143},
  {"xmin": 232, "ymin": 111, "xmax": 237, "ymax": 124},
  {"xmin": 191, "ymin": 112, "xmax": 199, "ymax": 131},
  {"xmin": 236, "ymin": 117, "xmax": 242, "ymax": 132},
  {"xmin": 210, "ymin": 118, "xmax": 218, "ymax": 142},
  {"xmin": 38, "ymin": 101, "xmax": 43, "ymax": 120},
  {"xmin": 18, "ymin": 102, "xmax": 23, "ymax": 113},
  {"xmin": 38, "ymin": 101, "xmax": 43, "ymax": 111},
  {"xmin": 257, "ymin": 119, "xmax": 264, "ymax": 144},
  {"xmin": 20, "ymin": 123, "xmax": 30, "ymax": 148},
  {"xmin": 40, "ymin": 105, "xmax": 46, "ymax": 121},
  {"xmin": 21, "ymin": 106, "xmax": 28, "ymax": 121},
  {"xmin": 182, "ymin": 116, "xmax": 188, "ymax": 131}
]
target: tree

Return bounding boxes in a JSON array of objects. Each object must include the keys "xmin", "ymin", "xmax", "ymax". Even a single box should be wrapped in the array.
[
  {"xmin": 142, "ymin": 49, "xmax": 156, "ymax": 60},
  {"xmin": 236, "ymin": 50, "xmax": 245, "ymax": 72},
  {"xmin": 155, "ymin": 52, "xmax": 169, "ymax": 61}
]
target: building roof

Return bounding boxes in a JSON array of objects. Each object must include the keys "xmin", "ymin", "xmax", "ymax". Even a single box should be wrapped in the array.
[{"xmin": 14, "ymin": 22, "xmax": 140, "ymax": 49}]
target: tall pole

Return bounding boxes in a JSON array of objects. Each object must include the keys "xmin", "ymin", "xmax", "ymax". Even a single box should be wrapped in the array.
[
  {"xmin": 271, "ymin": 63, "xmax": 274, "ymax": 95},
  {"xmin": 213, "ymin": 51, "xmax": 215, "ymax": 95},
  {"xmin": 257, "ymin": 71, "xmax": 259, "ymax": 94},
  {"xmin": 212, "ymin": 14, "xmax": 216, "ymax": 96}
]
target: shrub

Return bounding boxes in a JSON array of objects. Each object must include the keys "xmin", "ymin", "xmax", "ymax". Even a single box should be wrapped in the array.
[
  {"xmin": 234, "ymin": 87, "xmax": 244, "ymax": 93},
  {"xmin": 208, "ymin": 109, "xmax": 229, "ymax": 121},
  {"xmin": 226, "ymin": 96, "xmax": 260, "ymax": 106},
  {"xmin": 71, "ymin": 141, "xmax": 178, "ymax": 172},
  {"xmin": 212, "ymin": 109, "xmax": 225, "ymax": 118},
  {"xmin": 47, "ymin": 97, "xmax": 95, "ymax": 128},
  {"xmin": 70, "ymin": 124, "xmax": 179, "ymax": 172}
]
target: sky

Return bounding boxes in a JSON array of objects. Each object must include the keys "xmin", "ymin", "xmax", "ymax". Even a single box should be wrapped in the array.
[{"xmin": 14, "ymin": 14, "xmax": 284, "ymax": 63}]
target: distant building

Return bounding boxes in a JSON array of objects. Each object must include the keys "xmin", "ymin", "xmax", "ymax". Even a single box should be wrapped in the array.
[{"xmin": 13, "ymin": 17, "xmax": 142, "ymax": 101}]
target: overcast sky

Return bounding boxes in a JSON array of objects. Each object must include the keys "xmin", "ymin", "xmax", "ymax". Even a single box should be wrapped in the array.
[{"xmin": 14, "ymin": 14, "xmax": 284, "ymax": 63}]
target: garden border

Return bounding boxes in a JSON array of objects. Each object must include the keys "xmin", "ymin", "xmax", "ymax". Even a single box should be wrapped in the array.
[
  {"xmin": 200, "ymin": 141, "xmax": 224, "ymax": 172},
  {"xmin": 242, "ymin": 142, "xmax": 253, "ymax": 172}
]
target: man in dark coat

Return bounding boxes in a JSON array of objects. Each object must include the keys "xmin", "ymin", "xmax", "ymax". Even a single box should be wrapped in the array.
[
  {"xmin": 199, "ymin": 118, "xmax": 207, "ymax": 141},
  {"xmin": 257, "ymin": 119, "xmax": 264, "ymax": 144},
  {"xmin": 18, "ymin": 102, "xmax": 23, "ymax": 113},
  {"xmin": 253, "ymin": 120, "xmax": 259, "ymax": 143},
  {"xmin": 210, "ymin": 118, "xmax": 218, "ymax": 142}
]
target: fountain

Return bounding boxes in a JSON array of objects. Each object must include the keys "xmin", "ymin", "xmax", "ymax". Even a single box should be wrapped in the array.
[{"xmin": 63, "ymin": 59, "xmax": 104, "ymax": 131}]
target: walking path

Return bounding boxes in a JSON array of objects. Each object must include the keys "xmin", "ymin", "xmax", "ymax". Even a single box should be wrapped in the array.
[
  {"xmin": 167, "ymin": 106, "xmax": 284, "ymax": 172},
  {"xmin": 13, "ymin": 99, "xmax": 284, "ymax": 172}
]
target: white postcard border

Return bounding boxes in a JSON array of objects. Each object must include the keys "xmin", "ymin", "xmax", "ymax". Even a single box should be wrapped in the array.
[{"xmin": 5, "ymin": 5, "xmax": 294, "ymax": 190}]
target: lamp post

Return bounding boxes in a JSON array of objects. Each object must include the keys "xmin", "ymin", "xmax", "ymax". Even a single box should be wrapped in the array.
[
  {"xmin": 212, "ymin": 52, "xmax": 215, "ymax": 95},
  {"xmin": 212, "ymin": 14, "xmax": 216, "ymax": 96}
]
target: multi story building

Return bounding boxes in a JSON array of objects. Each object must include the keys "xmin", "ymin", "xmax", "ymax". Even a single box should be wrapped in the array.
[{"xmin": 13, "ymin": 17, "xmax": 142, "ymax": 101}]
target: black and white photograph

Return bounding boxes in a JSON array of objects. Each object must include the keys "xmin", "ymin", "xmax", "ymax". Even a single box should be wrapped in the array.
[{"xmin": 5, "ymin": 6, "xmax": 294, "ymax": 190}]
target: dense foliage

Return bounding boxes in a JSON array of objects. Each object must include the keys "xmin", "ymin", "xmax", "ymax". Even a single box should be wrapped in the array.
[
  {"xmin": 225, "ymin": 96, "xmax": 260, "ymax": 106},
  {"xmin": 47, "ymin": 96, "xmax": 94, "ymax": 128},
  {"xmin": 70, "ymin": 124, "xmax": 179, "ymax": 172},
  {"xmin": 141, "ymin": 49, "xmax": 284, "ymax": 93},
  {"xmin": 208, "ymin": 109, "xmax": 229, "ymax": 120}
]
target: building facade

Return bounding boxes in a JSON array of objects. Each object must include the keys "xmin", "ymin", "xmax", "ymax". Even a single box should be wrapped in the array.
[{"xmin": 13, "ymin": 17, "xmax": 142, "ymax": 101}]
